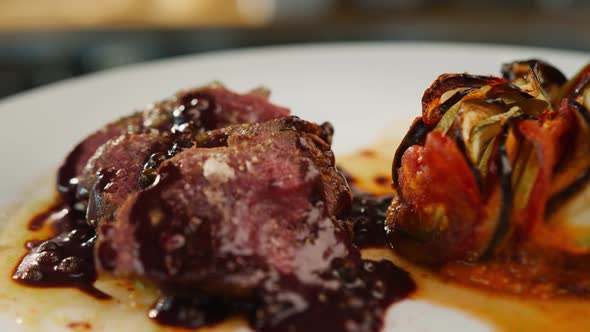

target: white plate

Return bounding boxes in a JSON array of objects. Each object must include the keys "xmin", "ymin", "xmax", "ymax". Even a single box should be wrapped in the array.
[{"xmin": 0, "ymin": 42, "xmax": 587, "ymax": 331}]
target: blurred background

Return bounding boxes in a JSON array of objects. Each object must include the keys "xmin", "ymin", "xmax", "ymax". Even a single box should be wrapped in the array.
[{"xmin": 0, "ymin": 0, "xmax": 588, "ymax": 99}]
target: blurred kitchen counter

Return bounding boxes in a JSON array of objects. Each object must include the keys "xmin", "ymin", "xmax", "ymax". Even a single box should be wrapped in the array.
[
  {"xmin": 1, "ymin": 0, "xmax": 589, "ymax": 31},
  {"xmin": 0, "ymin": 0, "xmax": 248, "ymax": 29},
  {"xmin": 0, "ymin": 0, "xmax": 588, "ymax": 98}
]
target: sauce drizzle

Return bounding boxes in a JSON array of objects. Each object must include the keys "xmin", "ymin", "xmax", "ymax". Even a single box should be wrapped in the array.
[{"xmin": 13, "ymin": 201, "xmax": 109, "ymax": 300}]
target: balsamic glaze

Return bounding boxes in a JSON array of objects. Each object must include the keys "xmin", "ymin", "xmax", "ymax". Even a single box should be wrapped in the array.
[
  {"xmin": 86, "ymin": 168, "xmax": 118, "ymax": 228},
  {"xmin": 13, "ymin": 203, "xmax": 108, "ymax": 299},
  {"xmin": 57, "ymin": 144, "xmax": 86, "ymax": 200},
  {"xmin": 347, "ymin": 193, "xmax": 392, "ymax": 248},
  {"xmin": 149, "ymin": 291, "xmax": 251, "ymax": 328},
  {"xmin": 148, "ymin": 259, "xmax": 414, "ymax": 332},
  {"xmin": 251, "ymin": 259, "xmax": 414, "ymax": 332},
  {"xmin": 172, "ymin": 92, "xmax": 219, "ymax": 134}
]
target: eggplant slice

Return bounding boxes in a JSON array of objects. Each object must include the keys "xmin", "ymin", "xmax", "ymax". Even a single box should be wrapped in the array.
[
  {"xmin": 421, "ymin": 74, "xmax": 505, "ymax": 126},
  {"xmin": 501, "ymin": 59, "xmax": 567, "ymax": 107},
  {"xmin": 392, "ymin": 117, "xmax": 430, "ymax": 188}
]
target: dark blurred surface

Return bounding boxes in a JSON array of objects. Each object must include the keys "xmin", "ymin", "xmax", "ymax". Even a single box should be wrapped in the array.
[{"xmin": 0, "ymin": 0, "xmax": 589, "ymax": 99}]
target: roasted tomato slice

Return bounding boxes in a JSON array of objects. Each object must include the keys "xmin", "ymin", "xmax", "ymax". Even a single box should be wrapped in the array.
[
  {"xmin": 543, "ymin": 101, "xmax": 590, "ymax": 253},
  {"xmin": 512, "ymin": 107, "xmax": 573, "ymax": 233},
  {"xmin": 387, "ymin": 131, "xmax": 502, "ymax": 264}
]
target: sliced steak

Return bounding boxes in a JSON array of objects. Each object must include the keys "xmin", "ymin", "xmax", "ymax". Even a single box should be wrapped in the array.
[
  {"xmin": 57, "ymin": 85, "xmax": 289, "ymax": 199},
  {"xmin": 79, "ymin": 133, "xmax": 173, "ymax": 227},
  {"xmin": 57, "ymin": 113, "xmax": 145, "ymax": 197},
  {"xmin": 170, "ymin": 85, "xmax": 291, "ymax": 134},
  {"xmin": 195, "ymin": 116, "xmax": 349, "ymax": 217},
  {"xmin": 59, "ymin": 86, "xmax": 289, "ymax": 229},
  {"xmin": 95, "ymin": 117, "xmax": 352, "ymax": 296}
]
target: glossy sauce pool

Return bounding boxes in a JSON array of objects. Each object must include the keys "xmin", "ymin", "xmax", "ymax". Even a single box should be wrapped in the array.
[{"xmin": 2, "ymin": 133, "xmax": 590, "ymax": 331}]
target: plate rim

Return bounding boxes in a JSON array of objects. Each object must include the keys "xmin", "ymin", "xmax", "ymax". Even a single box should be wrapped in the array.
[{"xmin": 1, "ymin": 40, "xmax": 588, "ymax": 107}]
